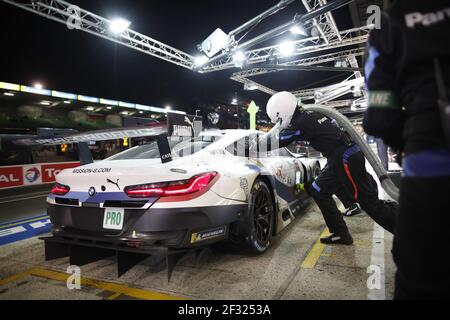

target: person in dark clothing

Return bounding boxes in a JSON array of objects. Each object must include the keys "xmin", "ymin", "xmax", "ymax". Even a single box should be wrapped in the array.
[
  {"xmin": 319, "ymin": 164, "xmax": 363, "ymax": 217},
  {"xmin": 264, "ymin": 92, "xmax": 397, "ymax": 245},
  {"xmin": 363, "ymin": 0, "xmax": 450, "ymax": 299}
]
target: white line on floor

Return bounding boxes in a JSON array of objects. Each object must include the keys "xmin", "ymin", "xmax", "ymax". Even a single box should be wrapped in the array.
[
  {"xmin": 0, "ymin": 226, "xmax": 27, "ymax": 237},
  {"xmin": 0, "ymin": 194, "xmax": 48, "ymax": 204},
  {"xmin": 368, "ymin": 223, "xmax": 386, "ymax": 300},
  {"xmin": 0, "ymin": 191, "xmax": 49, "ymax": 201}
]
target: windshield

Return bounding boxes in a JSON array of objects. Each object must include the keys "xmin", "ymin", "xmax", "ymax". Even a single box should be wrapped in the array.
[{"xmin": 108, "ymin": 135, "xmax": 221, "ymax": 160}]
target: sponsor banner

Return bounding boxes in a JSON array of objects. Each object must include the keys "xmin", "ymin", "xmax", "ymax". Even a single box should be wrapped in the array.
[
  {"xmin": 42, "ymin": 162, "xmax": 80, "ymax": 183},
  {"xmin": 0, "ymin": 166, "xmax": 23, "ymax": 188},
  {"xmin": 23, "ymin": 165, "xmax": 42, "ymax": 185},
  {"xmin": 0, "ymin": 162, "xmax": 79, "ymax": 189}
]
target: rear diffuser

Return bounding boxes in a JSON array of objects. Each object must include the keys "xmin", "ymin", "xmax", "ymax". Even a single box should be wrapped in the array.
[{"xmin": 40, "ymin": 236, "xmax": 189, "ymax": 281}]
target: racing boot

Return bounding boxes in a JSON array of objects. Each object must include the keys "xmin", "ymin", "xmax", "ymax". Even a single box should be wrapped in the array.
[
  {"xmin": 320, "ymin": 232, "xmax": 353, "ymax": 245},
  {"xmin": 343, "ymin": 203, "xmax": 362, "ymax": 217}
]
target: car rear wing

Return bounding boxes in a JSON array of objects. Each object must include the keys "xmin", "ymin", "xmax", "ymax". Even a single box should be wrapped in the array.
[{"xmin": 13, "ymin": 125, "xmax": 173, "ymax": 165}]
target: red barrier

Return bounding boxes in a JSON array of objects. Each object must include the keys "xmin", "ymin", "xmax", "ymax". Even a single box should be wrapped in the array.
[{"xmin": 0, "ymin": 162, "xmax": 80, "ymax": 189}]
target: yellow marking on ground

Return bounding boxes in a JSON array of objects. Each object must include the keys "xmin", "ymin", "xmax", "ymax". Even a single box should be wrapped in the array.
[
  {"xmin": 0, "ymin": 216, "xmax": 50, "ymax": 230},
  {"xmin": 105, "ymin": 292, "xmax": 122, "ymax": 300},
  {"xmin": 0, "ymin": 269, "xmax": 32, "ymax": 286},
  {"xmin": 301, "ymin": 228, "xmax": 331, "ymax": 269},
  {"xmin": 0, "ymin": 268, "xmax": 187, "ymax": 300}
]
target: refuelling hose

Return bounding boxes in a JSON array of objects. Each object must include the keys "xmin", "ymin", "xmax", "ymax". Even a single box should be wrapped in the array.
[{"xmin": 303, "ymin": 104, "xmax": 399, "ymax": 201}]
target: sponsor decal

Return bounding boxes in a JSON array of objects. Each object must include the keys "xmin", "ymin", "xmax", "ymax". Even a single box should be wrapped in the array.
[
  {"xmin": 24, "ymin": 167, "xmax": 40, "ymax": 183},
  {"xmin": 161, "ymin": 153, "xmax": 172, "ymax": 161},
  {"xmin": 168, "ymin": 113, "xmax": 202, "ymax": 137},
  {"xmin": 190, "ymin": 226, "xmax": 226, "ymax": 244},
  {"xmin": 106, "ymin": 178, "xmax": 120, "ymax": 190},
  {"xmin": 72, "ymin": 168, "xmax": 112, "ymax": 174},
  {"xmin": 88, "ymin": 187, "xmax": 96, "ymax": 197},
  {"xmin": 172, "ymin": 125, "xmax": 192, "ymax": 137}
]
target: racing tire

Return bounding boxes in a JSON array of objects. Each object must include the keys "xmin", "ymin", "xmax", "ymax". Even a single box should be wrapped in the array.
[{"xmin": 242, "ymin": 179, "xmax": 275, "ymax": 254}]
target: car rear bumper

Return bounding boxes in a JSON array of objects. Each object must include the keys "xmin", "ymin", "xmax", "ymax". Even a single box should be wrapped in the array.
[{"xmin": 47, "ymin": 202, "xmax": 248, "ymax": 249}]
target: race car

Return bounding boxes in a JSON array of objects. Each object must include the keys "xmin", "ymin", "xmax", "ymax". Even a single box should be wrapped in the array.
[{"xmin": 43, "ymin": 129, "xmax": 323, "ymax": 276}]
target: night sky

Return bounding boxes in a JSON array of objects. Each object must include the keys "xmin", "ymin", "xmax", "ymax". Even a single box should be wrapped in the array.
[{"xmin": 0, "ymin": 0, "xmax": 355, "ymax": 112}]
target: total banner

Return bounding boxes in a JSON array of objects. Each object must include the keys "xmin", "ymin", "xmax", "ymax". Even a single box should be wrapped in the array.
[{"xmin": 0, "ymin": 161, "xmax": 80, "ymax": 189}]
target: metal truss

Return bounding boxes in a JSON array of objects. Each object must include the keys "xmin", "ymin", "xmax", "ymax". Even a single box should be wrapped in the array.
[
  {"xmin": 3, "ymin": 0, "xmax": 370, "ymax": 109},
  {"xmin": 301, "ymin": 0, "xmax": 341, "ymax": 44},
  {"xmin": 2, "ymin": 0, "xmax": 194, "ymax": 69},
  {"xmin": 201, "ymin": 25, "xmax": 371, "ymax": 73},
  {"xmin": 231, "ymin": 47, "xmax": 365, "ymax": 97}
]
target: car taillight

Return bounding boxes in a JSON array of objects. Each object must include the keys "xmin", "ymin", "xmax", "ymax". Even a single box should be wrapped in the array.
[
  {"xmin": 124, "ymin": 172, "xmax": 218, "ymax": 198},
  {"xmin": 51, "ymin": 183, "xmax": 70, "ymax": 195}
]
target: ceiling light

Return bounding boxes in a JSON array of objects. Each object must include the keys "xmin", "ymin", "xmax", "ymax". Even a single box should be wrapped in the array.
[
  {"xmin": 233, "ymin": 51, "xmax": 246, "ymax": 67},
  {"xmin": 63, "ymin": 100, "xmax": 71, "ymax": 104},
  {"xmin": 139, "ymin": 111, "xmax": 143, "ymax": 114},
  {"xmin": 109, "ymin": 18, "xmax": 131, "ymax": 34},
  {"xmin": 106, "ymin": 106, "xmax": 113, "ymax": 110},
  {"xmin": 40, "ymin": 101, "xmax": 51, "ymax": 106},
  {"xmin": 194, "ymin": 56, "xmax": 208, "ymax": 66},
  {"xmin": 279, "ymin": 41, "xmax": 295, "ymax": 56},
  {"xmin": 244, "ymin": 84, "xmax": 258, "ymax": 91},
  {"xmin": 34, "ymin": 83, "xmax": 43, "ymax": 90},
  {"xmin": 4, "ymin": 92, "xmax": 15, "ymax": 96},
  {"xmin": 121, "ymin": 111, "xmax": 129, "ymax": 115},
  {"xmin": 231, "ymin": 98, "xmax": 238, "ymax": 105},
  {"xmin": 86, "ymin": 106, "xmax": 95, "ymax": 111},
  {"xmin": 290, "ymin": 25, "xmax": 307, "ymax": 36}
]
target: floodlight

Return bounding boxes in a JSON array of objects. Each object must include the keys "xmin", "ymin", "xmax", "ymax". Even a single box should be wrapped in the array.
[
  {"xmin": 110, "ymin": 18, "xmax": 131, "ymax": 34},
  {"xmin": 279, "ymin": 41, "xmax": 295, "ymax": 56},
  {"xmin": 233, "ymin": 51, "xmax": 246, "ymax": 67},
  {"xmin": 290, "ymin": 25, "xmax": 307, "ymax": 36},
  {"xmin": 194, "ymin": 56, "xmax": 209, "ymax": 66}
]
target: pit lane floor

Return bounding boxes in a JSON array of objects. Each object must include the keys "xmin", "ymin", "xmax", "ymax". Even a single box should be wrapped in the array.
[{"xmin": 0, "ymin": 200, "xmax": 395, "ymax": 300}]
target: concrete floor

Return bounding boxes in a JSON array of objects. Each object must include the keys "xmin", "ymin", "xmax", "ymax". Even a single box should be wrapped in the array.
[
  {"xmin": 0, "ymin": 201, "xmax": 395, "ymax": 300},
  {"xmin": 0, "ymin": 185, "xmax": 50, "ymax": 223}
]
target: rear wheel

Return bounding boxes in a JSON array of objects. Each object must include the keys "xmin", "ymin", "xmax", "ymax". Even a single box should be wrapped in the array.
[{"xmin": 244, "ymin": 179, "xmax": 275, "ymax": 254}]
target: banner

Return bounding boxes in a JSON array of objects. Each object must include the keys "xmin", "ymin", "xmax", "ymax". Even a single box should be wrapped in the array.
[{"xmin": 0, "ymin": 162, "xmax": 80, "ymax": 189}]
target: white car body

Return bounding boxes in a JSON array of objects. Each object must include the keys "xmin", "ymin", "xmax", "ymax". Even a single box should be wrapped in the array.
[{"xmin": 47, "ymin": 129, "xmax": 323, "ymax": 249}]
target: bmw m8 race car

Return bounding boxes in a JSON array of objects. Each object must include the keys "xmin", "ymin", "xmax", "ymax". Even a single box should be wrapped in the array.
[{"xmin": 42, "ymin": 129, "xmax": 323, "ymax": 276}]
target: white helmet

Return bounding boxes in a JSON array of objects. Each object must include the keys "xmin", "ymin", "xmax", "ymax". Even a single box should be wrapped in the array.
[{"xmin": 266, "ymin": 91, "xmax": 298, "ymax": 129}]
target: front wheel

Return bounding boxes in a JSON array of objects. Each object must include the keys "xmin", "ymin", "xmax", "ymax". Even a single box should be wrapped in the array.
[{"xmin": 243, "ymin": 179, "xmax": 275, "ymax": 254}]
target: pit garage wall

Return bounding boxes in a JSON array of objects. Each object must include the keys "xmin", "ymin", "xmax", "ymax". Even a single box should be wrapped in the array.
[{"xmin": 0, "ymin": 161, "xmax": 80, "ymax": 189}]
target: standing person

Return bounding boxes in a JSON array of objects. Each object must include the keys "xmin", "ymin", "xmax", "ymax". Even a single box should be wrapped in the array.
[
  {"xmin": 262, "ymin": 91, "xmax": 397, "ymax": 245},
  {"xmin": 363, "ymin": 0, "xmax": 450, "ymax": 299}
]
